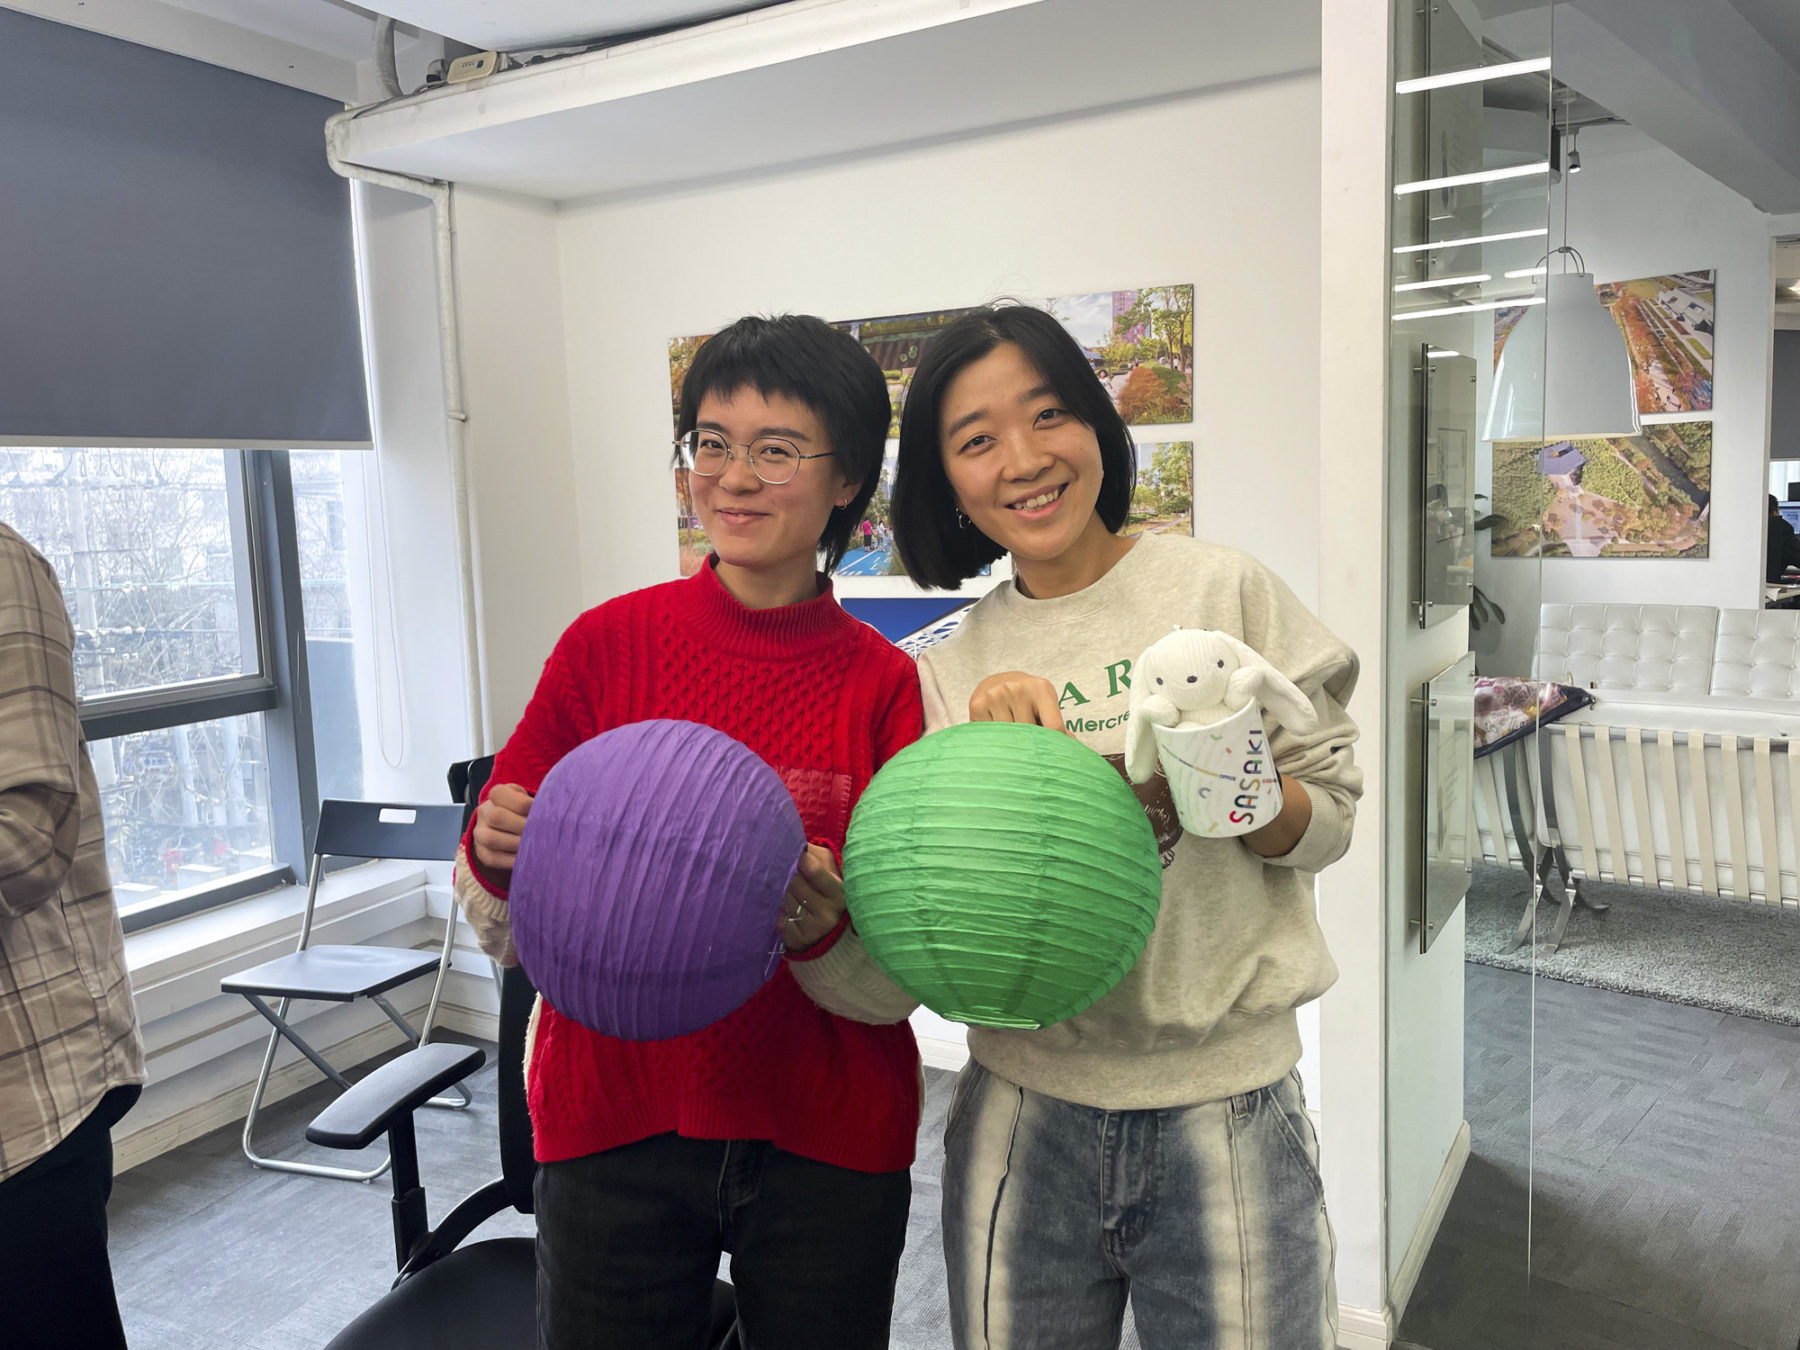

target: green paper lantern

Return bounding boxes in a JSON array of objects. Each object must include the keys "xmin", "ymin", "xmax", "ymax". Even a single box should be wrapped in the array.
[{"xmin": 843, "ymin": 721, "xmax": 1162, "ymax": 1029}]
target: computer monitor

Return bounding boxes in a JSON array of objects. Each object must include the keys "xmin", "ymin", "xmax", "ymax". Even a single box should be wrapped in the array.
[{"xmin": 1782, "ymin": 505, "xmax": 1800, "ymax": 532}]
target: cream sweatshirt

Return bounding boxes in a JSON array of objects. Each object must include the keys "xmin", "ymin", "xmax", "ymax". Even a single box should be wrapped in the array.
[{"xmin": 790, "ymin": 533, "xmax": 1363, "ymax": 1109}]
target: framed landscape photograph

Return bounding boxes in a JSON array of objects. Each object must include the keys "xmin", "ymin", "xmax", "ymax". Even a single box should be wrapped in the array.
[
  {"xmin": 833, "ymin": 308, "xmax": 974, "ymax": 437},
  {"xmin": 1048, "ymin": 285, "xmax": 1194, "ymax": 425},
  {"xmin": 668, "ymin": 333, "xmax": 710, "ymax": 437},
  {"xmin": 1595, "ymin": 271, "xmax": 1714, "ymax": 414},
  {"xmin": 1125, "ymin": 440, "xmax": 1194, "ymax": 537},
  {"xmin": 1490, "ymin": 420, "xmax": 1711, "ymax": 559},
  {"xmin": 1494, "ymin": 270, "xmax": 1715, "ymax": 415}
]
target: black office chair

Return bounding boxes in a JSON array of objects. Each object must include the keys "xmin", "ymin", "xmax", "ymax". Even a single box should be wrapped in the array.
[
  {"xmin": 308, "ymin": 965, "xmax": 531, "ymax": 1349},
  {"xmin": 300, "ymin": 760, "xmax": 738, "ymax": 1348},
  {"xmin": 222, "ymin": 799, "xmax": 474, "ymax": 1181}
]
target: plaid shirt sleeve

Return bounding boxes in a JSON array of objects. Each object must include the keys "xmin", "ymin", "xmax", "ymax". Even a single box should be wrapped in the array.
[
  {"xmin": 0, "ymin": 531, "xmax": 82, "ymax": 916},
  {"xmin": 0, "ymin": 522, "xmax": 144, "ymax": 1180}
]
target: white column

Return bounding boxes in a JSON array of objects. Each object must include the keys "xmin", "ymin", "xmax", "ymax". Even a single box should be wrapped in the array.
[{"xmin": 1317, "ymin": 0, "xmax": 1395, "ymax": 1331}]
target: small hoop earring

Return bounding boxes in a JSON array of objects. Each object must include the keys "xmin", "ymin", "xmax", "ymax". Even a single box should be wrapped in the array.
[{"xmin": 955, "ymin": 508, "xmax": 972, "ymax": 530}]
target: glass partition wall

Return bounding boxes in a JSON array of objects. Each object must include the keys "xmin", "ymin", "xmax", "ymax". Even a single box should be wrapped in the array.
[{"xmin": 1385, "ymin": 1, "xmax": 1554, "ymax": 1346}]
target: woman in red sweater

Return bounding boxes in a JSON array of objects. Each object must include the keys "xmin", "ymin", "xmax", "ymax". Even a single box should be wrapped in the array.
[{"xmin": 454, "ymin": 315, "xmax": 924, "ymax": 1350}]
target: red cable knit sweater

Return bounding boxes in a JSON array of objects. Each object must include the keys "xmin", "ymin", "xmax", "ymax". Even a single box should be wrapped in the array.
[{"xmin": 461, "ymin": 561, "xmax": 924, "ymax": 1174}]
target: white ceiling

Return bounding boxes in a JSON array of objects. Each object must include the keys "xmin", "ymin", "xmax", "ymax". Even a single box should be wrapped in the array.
[
  {"xmin": 1729, "ymin": 0, "xmax": 1800, "ymax": 75},
  {"xmin": 8, "ymin": 0, "xmax": 443, "ymax": 100},
  {"xmin": 332, "ymin": 0, "xmax": 1321, "ymax": 201},
  {"xmin": 356, "ymin": 1, "xmax": 785, "ymax": 51},
  {"xmin": 1482, "ymin": 0, "xmax": 1800, "ymax": 213},
  {"xmin": 154, "ymin": 0, "xmax": 387, "ymax": 61}
]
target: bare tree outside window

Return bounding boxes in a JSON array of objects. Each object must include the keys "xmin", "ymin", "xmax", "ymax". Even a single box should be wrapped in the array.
[
  {"xmin": 1, "ymin": 449, "xmax": 273, "ymax": 907},
  {"xmin": 1, "ymin": 448, "xmax": 254, "ymax": 695},
  {"xmin": 3, "ymin": 447, "xmax": 368, "ymax": 918}
]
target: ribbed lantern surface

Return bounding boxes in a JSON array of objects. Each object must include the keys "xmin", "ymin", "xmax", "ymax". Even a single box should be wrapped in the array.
[
  {"xmin": 510, "ymin": 720, "xmax": 804, "ymax": 1041},
  {"xmin": 844, "ymin": 722, "xmax": 1162, "ymax": 1029}
]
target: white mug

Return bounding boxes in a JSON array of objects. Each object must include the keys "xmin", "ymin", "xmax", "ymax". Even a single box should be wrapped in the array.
[{"xmin": 1149, "ymin": 699, "xmax": 1283, "ymax": 839}]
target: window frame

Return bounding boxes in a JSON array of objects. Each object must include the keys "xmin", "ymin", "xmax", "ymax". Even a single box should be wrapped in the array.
[{"xmin": 70, "ymin": 450, "xmax": 330, "ymax": 935}]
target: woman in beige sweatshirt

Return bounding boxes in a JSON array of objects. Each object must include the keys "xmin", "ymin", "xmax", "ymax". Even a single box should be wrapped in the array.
[{"xmin": 791, "ymin": 304, "xmax": 1362, "ymax": 1350}]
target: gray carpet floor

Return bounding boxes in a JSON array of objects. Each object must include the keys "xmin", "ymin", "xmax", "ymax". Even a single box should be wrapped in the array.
[
  {"xmin": 1400, "ymin": 864, "xmax": 1800, "ymax": 1350},
  {"xmin": 1464, "ymin": 862, "xmax": 1800, "ymax": 1025}
]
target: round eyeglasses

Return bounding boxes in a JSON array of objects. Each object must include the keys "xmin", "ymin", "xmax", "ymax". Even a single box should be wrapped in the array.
[{"xmin": 675, "ymin": 430, "xmax": 834, "ymax": 486}]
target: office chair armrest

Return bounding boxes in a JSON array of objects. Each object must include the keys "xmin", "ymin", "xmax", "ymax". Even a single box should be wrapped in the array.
[{"xmin": 306, "ymin": 1043, "xmax": 486, "ymax": 1150}]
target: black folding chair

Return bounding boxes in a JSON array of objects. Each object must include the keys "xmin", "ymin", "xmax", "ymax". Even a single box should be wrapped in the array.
[
  {"xmin": 222, "ymin": 799, "xmax": 473, "ymax": 1181},
  {"xmin": 310, "ymin": 957, "xmax": 740, "ymax": 1347}
]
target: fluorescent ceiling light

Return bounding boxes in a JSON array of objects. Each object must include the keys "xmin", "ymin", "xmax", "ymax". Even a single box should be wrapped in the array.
[
  {"xmin": 1395, "ymin": 273, "xmax": 1491, "ymax": 291},
  {"xmin": 1395, "ymin": 57, "xmax": 1553, "ymax": 95},
  {"xmin": 1426, "ymin": 349, "xmax": 1461, "ymax": 358},
  {"xmin": 1395, "ymin": 163, "xmax": 1551, "ymax": 195},
  {"xmin": 1505, "ymin": 266, "xmax": 1549, "ymax": 278},
  {"xmin": 1395, "ymin": 297, "xmax": 1545, "ymax": 321},
  {"xmin": 1394, "ymin": 227, "xmax": 1550, "ymax": 255}
]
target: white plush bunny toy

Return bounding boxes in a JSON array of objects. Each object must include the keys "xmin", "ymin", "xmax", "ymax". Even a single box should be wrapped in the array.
[{"xmin": 1124, "ymin": 627, "xmax": 1319, "ymax": 785}]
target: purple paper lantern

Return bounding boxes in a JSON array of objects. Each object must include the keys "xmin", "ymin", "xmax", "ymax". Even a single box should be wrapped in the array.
[{"xmin": 510, "ymin": 720, "xmax": 804, "ymax": 1041}]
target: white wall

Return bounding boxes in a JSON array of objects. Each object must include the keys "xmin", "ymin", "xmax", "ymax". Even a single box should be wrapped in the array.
[
  {"xmin": 1317, "ymin": 0, "xmax": 1392, "ymax": 1327},
  {"xmin": 1534, "ymin": 133, "xmax": 1777, "ymax": 614},
  {"xmin": 452, "ymin": 187, "xmax": 585, "ymax": 744}
]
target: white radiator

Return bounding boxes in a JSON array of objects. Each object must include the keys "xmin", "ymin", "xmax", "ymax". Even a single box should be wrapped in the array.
[{"xmin": 1475, "ymin": 725, "xmax": 1800, "ymax": 907}]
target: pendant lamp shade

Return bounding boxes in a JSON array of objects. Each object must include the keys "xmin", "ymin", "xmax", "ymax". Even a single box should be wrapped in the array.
[
  {"xmin": 509, "ymin": 720, "xmax": 803, "ymax": 1041},
  {"xmin": 842, "ymin": 722, "xmax": 1162, "ymax": 1029},
  {"xmin": 1484, "ymin": 271, "xmax": 1640, "ymax": 441}
]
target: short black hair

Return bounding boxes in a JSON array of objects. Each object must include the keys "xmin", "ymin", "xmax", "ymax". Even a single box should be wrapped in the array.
[
  {"xmin": 890, "ymin": 304, "xmax": 1136, "ymax": 590},
  {"xmin": 676, "ymin": 314, "xmax": 890, "ymax": 573}
]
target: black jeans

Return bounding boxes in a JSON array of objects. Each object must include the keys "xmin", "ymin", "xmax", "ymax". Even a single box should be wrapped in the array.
[
  {"xmin": 0, "ymin": 1085, "xmax": 140, "ymax": 1350},
  {"xmin": 535, "ymin": 1132, "xmax": 911, "ymax": 1350}
]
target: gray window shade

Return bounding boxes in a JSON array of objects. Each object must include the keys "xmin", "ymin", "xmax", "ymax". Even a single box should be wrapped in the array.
[
  {"xmin": 1775, "ymin": 331, "xmax": 1800, "ymax": 462},
  {"xmin": 0, "ymin": 9, "xmax": 370, "ymax": 446}
]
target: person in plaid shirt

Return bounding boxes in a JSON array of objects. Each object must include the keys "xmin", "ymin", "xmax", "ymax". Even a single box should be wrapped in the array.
[{"xmin": 0, "ymin": 520, "xmax": 144, "ymax": 1350}]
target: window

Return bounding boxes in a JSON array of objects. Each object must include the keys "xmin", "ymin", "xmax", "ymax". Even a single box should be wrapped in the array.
[
  {"xmin": 0, "ymin": 447, "xmax": 368, "ymax": 931},
  {"xmin": 2, "ymin": 449, "xmax": 261, "ymax": 697},
  {"xmin": 292, "ymin": 450, "xmax": 365, "ymax": 801},
  {"xmin": 90, "ymin": 712, "xmax": 274, "ymax": 924}
]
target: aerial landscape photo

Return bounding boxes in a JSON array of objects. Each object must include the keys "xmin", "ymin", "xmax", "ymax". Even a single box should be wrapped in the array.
[{"xmin": 1490, "ymin": 420, "xmax": 1711, "ymax": 558}]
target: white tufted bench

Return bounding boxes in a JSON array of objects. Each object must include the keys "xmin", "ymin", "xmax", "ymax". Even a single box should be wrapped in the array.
[
  {"xmin": 1710, "ymin": 609, "xmax": 1800, "ymax": 700},
  {"xmin": 1536, "ymin": 603, "xmax": 1719, "ymax": 695},
  {"xmin": 1474, "ymin": 604, "xmax": 1800, "ymax": 949}
]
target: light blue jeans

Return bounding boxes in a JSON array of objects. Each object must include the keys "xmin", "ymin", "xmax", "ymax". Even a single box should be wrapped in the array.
[{"xmin": 941, "ymin": 1060, "xmax": 1337, "ymax": 1350}]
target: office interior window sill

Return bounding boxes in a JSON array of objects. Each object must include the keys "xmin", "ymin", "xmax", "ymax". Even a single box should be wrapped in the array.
[{"xmin": 123, "ymin": 858, "xmax": 436, "ymax": 989}]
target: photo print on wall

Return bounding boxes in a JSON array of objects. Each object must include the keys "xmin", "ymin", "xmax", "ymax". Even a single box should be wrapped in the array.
[
  {"xmin": 669, "ymin": 333, "xmax": 714, "ymax": 577},
  {"xmin": 1047, "ymin": 285, "xmax": 1194, "ymax": 425},
  {"xmin": 1493, "ymin": 269, "xmax": 1715, "ymax": 415},
  {"xmin": 1596, "ymin": 271, "xmax": 1714, "ymax": 414},
  {"xmin": 833, "ymin": 308, "xmax": 975, "ymax": 438},
  {"xmin": 1125, "ymin": 441, "xmax": 1195, "ymax": 538},
  {"xmin": 1489, "ymin": 420, "xmax": 1711, "ymax": 559},
  {"xmin": 838, "ymin": 446, "xmax": 906, "ymax": 580}
]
